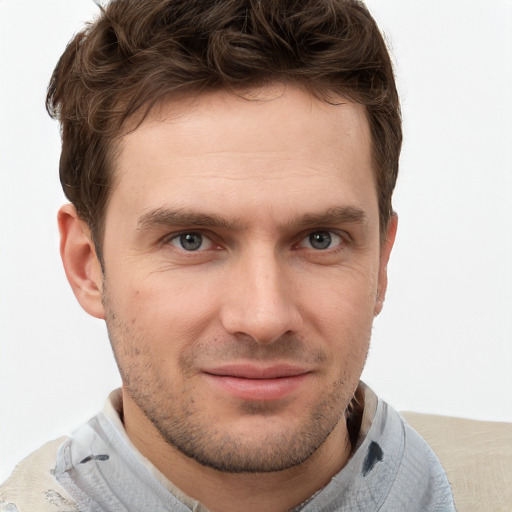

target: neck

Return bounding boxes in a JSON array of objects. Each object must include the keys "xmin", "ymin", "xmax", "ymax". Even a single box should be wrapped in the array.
[{"xmin": 122, "ymin": 391, "xmax": 352, "ymax": 512}]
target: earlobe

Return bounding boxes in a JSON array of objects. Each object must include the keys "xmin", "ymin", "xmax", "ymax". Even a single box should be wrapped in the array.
[
  {"xmin": 58, "ymin": 204, "xmax": 105, "ymax": 319},
  {"xmin": 374, "ymin": 213, "xmax": 398, "ymax": 316}
]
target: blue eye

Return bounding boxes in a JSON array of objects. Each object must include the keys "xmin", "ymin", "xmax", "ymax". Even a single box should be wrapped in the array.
[
  {"xmin": 170, "ymin": 232, "xmax": 212, "ymax": 251},
  {"xmin": 300, "ymin": 231, "xmax": 342, "ymax": 250}
]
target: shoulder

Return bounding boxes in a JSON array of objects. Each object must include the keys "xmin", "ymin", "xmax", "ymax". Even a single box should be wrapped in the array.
[
  {"xmin": 403, "ymin": 411, "xmax": 512, "ymax": 512},
  {"xmin": 388, "ymin": 410, "xmax": 456, "ymax": 510},
  {"xmin": 361, "ymin": 401, "xmax": 455, "ymax": 511},
  {"xmin": 0, "ymin": 437, "xmax": 79, "ymax": 512},
  {"xmin": 355, "ymin": 384, "xmax": 455, "ymax": 510},
  {"xmin": 307, "ymin": 388, "xmax": 456, "ymax": 512}
]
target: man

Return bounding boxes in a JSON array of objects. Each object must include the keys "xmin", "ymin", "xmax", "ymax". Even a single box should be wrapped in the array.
[{"xmin": 0, "ymin": 0, "xmax": 455, "ymax": 510}]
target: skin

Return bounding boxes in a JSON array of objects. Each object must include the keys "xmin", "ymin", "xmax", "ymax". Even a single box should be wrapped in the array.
[{"xmin": 59, "ymin": 85, "xmax": 397, "ymax": 512}]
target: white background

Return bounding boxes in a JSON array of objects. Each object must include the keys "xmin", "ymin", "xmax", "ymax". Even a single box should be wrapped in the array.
[{"xmin": 1, "ymin": 0, "xmax": 511, "ymax": 483}]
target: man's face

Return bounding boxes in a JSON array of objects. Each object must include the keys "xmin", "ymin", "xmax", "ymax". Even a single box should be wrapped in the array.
[{"xmin": 98, "ymin": 85, "xmax": 393, "ymax": 473}]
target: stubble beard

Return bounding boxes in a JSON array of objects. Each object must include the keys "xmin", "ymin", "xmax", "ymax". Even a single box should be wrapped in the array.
[
  {"xmin": 103, "ymin": 293, "xmax": 369, "ymax": 474},
  {"xmin": 129, "ymin": 371, "xmax": 352, "ymax": 473}
]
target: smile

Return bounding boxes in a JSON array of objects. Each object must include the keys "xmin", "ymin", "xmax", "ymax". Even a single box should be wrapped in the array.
[{"xmin": 202, "ymin": 364, "xmax": 311, "ymax": 401}]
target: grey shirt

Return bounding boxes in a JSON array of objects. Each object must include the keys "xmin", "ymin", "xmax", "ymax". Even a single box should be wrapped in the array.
[{"xmin": 1, "ymin": 384, "xmax": 456, "ymax": 511}]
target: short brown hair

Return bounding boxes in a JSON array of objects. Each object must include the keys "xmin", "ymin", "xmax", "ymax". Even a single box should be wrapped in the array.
[{"xmin": 47, "ymin": 0, "xmax": 401, "ymax": 258}]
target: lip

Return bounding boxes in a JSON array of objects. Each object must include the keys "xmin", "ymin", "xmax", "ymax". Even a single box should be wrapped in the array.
[{"xmin": 202, "ymin": 364, "xmax": 311, "ymax": 401}]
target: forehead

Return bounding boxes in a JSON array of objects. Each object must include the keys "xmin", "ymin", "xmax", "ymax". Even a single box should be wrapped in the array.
[{"xmin": 108, "ymin": 85, "xmax": 377, "ymax": 229}]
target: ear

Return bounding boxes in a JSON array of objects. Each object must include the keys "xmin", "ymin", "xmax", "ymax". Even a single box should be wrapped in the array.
[
  {"xmin": 58, "ymin": 204, "xmax": 105, "ymax": 319},
  {"xmin": 374, "ymin": 213, "xmax": 398, "ymax": 316}
]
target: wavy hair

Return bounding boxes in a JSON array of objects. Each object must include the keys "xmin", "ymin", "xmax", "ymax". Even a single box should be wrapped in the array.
[{"xmin": 47, "ymin": 0, "xmax": 401, "ymax": 257}]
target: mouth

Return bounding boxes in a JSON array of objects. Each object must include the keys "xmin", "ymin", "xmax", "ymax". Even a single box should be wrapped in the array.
[{"xmin": 202, "ymin": 364, "xmax": 311, "ymax": 401}]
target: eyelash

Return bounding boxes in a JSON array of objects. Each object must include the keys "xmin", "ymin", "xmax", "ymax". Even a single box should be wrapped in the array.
[
  {"xmin": 163, "ymin": 231, "xmax": 218, "ymax": 252},
  {"xmin": 296, "ymin": 230, "xmax": 345, "ymax": 251},
  {"xmin": 163, "ymin": 229, "xmax": 348, "ymax": 253}
]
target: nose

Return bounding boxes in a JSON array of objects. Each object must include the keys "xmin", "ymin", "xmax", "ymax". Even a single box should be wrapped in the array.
[{"xmin": 219, "ymin": 247, "xmax": 302, "ymax": 344}]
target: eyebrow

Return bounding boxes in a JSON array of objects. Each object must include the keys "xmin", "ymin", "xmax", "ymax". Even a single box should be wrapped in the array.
[
  {"xmin": 136, "ymin": 207, "xmax": 244, "ymax": 232},
  {"xmin": 288, "ymin": 206, "xmax": 366, "ymax": 228},
  {"xmin": 136, "ymin": 205, "xmax": 366, "ymax": 232}
]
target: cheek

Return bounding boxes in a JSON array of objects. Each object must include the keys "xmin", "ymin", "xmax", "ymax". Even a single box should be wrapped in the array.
[
  {"xmin": 111, "ymin": 279, "xmax": 218, "ymax": 362},
  {"xmin": 299, "ymin": 264, "xmax": 379, "ymax": 330},
  {"xmin": 116, "ymin": 265, "xmax": 217, "ymax": 318},
  {"xmin": 297, "ymin": 268, "xmax": 377, "ymax": 375}
]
